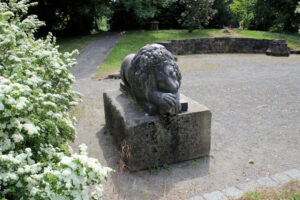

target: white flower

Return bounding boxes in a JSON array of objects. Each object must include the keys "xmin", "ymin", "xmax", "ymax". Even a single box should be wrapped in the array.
[
  {"xmin": 15, "ymin": 97, "xmax": 28, "ymax": 110},
  {"xmin": 0, "ymin": 1, "xmax": 111, "ymax": 198},
  {"xmin": 12, "ymin": 133, "xmax": 24, "ymax": 143},
  {"xmin": 79, "ymin": 144, "xmax": 88, "ymax": 156},
  {"xmin": 6, "ymin": 96, "xmax": 16, "ymax": 105},
  {"xmin": 0, "ymin": 123, "xmax": 6, "ymax": 129},
  {"xmin": 8, "ymin": 173, "xmax": 18, "ymax": 180},
  {"xmin": 11, "ymin": 119, "xmax": 22, "ymax": 131},
  {"xmin": 27, "ymin": 75, "xmax": 42, "ymax": 87},
  {"xmin": 17, "ymin": 168, "xmax": 25, "ymax": 174},
  {"xmin": 62, "ymin": 168, "xmax": 72, "ymax": 177},
  {"xmin": 43, "ymin": 101, "xmax": 57, "ymax": 107},
  {"xmin": 30, "ymin": 187, "xmax": 39, "ymax": 195},
  {"xmin": 60, "ymin": 156, "xmax": 72, "ymax": 166},
  {"xmin": 1, "ymin": 138, "xmax": 13, "ymax": 151},
  {"xmin": 0, "ymin": 101, "xmax": 5, "ymax": 111},
  {"xmin": 23, "ymin": 123, "xmax": 39, "ymax": 135},
  {"xmin": 24, "ymin": 165, "xmax": 31, "ymax": 173},
  {"xmin": 25, "ymin": 148, "xmax": 31, "ymax": 154},
  {"xmin": 16, "ymin": 181, "xmax": 23, "ymax": 188}
]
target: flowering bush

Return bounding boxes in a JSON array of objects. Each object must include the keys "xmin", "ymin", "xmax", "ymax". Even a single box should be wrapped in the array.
[{"xmin": 0, "ymin": 0, "xmax": 112, "ymax": 199}]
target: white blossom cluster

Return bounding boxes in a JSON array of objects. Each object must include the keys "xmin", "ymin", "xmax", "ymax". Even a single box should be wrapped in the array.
[{"xmin": 0, "ymin": 1, "xmax": 112, "ymax": 199}]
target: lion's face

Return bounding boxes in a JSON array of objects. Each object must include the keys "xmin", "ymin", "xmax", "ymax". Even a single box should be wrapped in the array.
[{"xmin": 155, "ymin": 63, "xmax": 180, "ymax": 94}]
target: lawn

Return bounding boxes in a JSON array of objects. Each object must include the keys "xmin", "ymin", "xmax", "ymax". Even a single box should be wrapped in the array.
[
  {"xmin": 56, "ymin": 29, "xmax": 300, "ymax": 79},
  {"xmin": 57, "ymin": 33, "xmax": 101, "ymax": 54},
  {"xmin": 94, "ymin": 29, "xmax": 220, "ymax": 78},
  {"xmin": 236, "ymin": 29, "xmax": 300, "ymax": 51},
  {"xmin": 238, "ymin": 180, "xmax": 300, "ymax": 200},
  {"xmin": 94, "ymin": 29, "xmax": 300, "ymax": 79}
]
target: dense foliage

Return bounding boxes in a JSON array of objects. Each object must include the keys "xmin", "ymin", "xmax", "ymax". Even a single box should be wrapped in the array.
[
  {"xmin": 29, "ymin": 0, "xmax": 112, "ymax": 36},
  {"xmin": 231, "ymin": 0, "xmax": 300, "ymax": 32},
  {"xmin": 0, "ymin": 1, "xmax": 112, "ymax": 199},
  {"xmin": 296, "ymin": 1, "xmax": 300, "ymax": 33},
  {"xmin": 208, "ymin": 0, "xmax": 234, "ymax": 28},
  {"xmin": 231, "ymin": 0, "xmax": 256, "ymax": 29},
  {"xmin": 109, "ymin": 0, "xmax": 178, "ymax": 30},
  {"xmin": 29, "ymin": 0, "xmax": 300, "ymax": 35},
  {"xmin": 180, "ymin": 0, "xmax": 216, "ymax": 33}
]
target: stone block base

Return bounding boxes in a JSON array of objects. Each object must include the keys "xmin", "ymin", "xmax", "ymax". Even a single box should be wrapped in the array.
[
  {"xmin": 266, "ymin": 39, "xmax": 290, "ymax": 57},
  {"xmin": 103, "ymin": 89, "xmax": 211, "ymax": 171}
]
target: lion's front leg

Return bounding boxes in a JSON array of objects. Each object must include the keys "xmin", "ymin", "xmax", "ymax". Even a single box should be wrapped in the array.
[
  {"xmin": 147, "ymin": 91, "xmax": 180, "ymax": 115},
  {"xmin": 161, "ymin": 92, "xmax": 181, "ymax": 115}
]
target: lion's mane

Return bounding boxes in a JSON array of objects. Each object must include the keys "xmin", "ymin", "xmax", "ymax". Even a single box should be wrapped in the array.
[{"xmin": 121, "ymin": 44, "xmax": 181, "ymax": 92}]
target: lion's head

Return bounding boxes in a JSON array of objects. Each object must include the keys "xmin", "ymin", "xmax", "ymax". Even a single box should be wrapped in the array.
[
  {"xmin": 130, "ymin": 44, "xmax": 182, "ymax": 94},
  {"xmin": 120, "ymin": 44, "xmax": 183, "ymax": 115}
]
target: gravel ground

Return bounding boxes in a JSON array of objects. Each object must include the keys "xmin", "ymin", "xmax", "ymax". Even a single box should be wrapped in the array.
[
  {"xmin": 72, "ymin": 52, "xmax": 300, "ymax": 200},
  {"xmin": 71, "ymin": 32, "xmax": 120, "ymax": 79}
]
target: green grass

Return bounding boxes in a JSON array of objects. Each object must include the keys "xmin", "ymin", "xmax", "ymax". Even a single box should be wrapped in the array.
[
  {"xmin": 94, "ymin": 29, "xmax": 220, "ymax": 78},
  {"xmin": 238, "ymin": 180, "xmax": 300, "ymax": 200},
  {"xmin": 57, "ymin": 34, "xmax": 101, "ymax": 54},
  {"xmin": 95, "ymin": 29, "xmax": 300, "ymax": 79},
  {"xmin": 236, "ymin": 29, "xmax": 300, "ymax": 51},
  {"xmin": 55, "ymin": 29, "xmax": 300, "ymax": 79}
]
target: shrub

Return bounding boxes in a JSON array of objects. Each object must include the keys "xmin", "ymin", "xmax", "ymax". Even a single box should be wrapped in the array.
[{"xmin": 0, "ymin": 0, "xmax": 112, "ymax": 199}]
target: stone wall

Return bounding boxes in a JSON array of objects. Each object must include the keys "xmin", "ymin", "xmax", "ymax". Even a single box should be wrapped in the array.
[{"xmin": 157, "ymin": 38, "xmax": 290, "ymax": 56}]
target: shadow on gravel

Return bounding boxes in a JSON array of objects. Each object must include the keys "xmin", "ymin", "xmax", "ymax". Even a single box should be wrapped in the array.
[{"xmin": 96, "ymin": 127, "xmax": 210, "ymax": 199}]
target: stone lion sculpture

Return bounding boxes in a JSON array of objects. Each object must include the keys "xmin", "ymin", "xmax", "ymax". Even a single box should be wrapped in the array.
[{"xmin": 120, "ymin": 44, "xmax": 182, "ymax": 115}]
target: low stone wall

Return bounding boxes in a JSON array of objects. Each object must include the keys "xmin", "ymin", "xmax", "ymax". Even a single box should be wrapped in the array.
[
  {"xmin": 157, "ymin": 38, "xmax": 290, "ymax": 56},
  {"xmin": 290, "ymin": 50, "xmax": 300, "ymax": 54}
]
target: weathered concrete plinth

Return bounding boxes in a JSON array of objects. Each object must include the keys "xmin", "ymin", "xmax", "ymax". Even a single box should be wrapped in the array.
[
  {"xmin": 266, "ymin": 39, "xmax": 290, "ymax": 57},
  {"xmin": 103, "ymin": 89, "xmax": 211, "ymax": 171}
]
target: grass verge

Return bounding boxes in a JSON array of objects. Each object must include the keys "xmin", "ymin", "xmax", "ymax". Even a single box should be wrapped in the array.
[
  {"xmin": 57, "ymin": 34, "xmax": 101, "ymax": 54},
  {"xmin": 238, "ymin": 180, "xmax": 300, "ymax": 200},
  {"xmin": 56, "ymin": 29, "xmax": 300, "ymax": 79},
  {"xmin": 94, "ymin": 29, "xmax": 300, "ymax": 79},
  {"xmin": 94, "ymin": 29, "xmax": 220, "ymax": 79},
  {"xmin": 236, "ymin": 29, "xmax": 300, "ymax": 51}
]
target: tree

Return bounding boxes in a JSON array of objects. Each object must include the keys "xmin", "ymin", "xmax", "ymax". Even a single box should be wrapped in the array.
[
  {"xmin": 250, "ymin": 0, "xmax": 275, "ymax": 30},
  {"xmin": 254, "ymin": 0, "xmax": 299, "ymax": 32},
  {"xmin": 296, "ymin": 1, "xmax": 300, "ymax": 33},
  {"xmin": 109, "ymin": 0, "xmax": 176, "ymax": 30},
  {"xmin": 180, "ymin": 0, "xmax": 216, "ymax": 33},
  {"xmin": 230, "ymin": 0, "xmax": 256, "ymax": 29},
  {"xmin": 29, "ymin": 0, "xmax": 112, "ymax": 36},
  {"xmin": 231, "ymin": 0, "xmax": 300, "ymax": 32},
  {"xmin": 208, "ymin": 0, "xmax": 233, "ymax": 28}
]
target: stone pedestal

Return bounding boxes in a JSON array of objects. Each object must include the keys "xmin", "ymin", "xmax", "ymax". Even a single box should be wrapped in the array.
[
  {"xmin": 266, "ymin": 39, "xmax": 289, "ymax": 57},
  {"xmin": 103, "ymin": 89, "xmax": 211, "ymax": 171}
]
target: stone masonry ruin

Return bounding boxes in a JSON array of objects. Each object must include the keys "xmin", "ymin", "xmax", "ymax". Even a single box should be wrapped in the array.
[{"xmin": 157, "ymin": 38, "xmax": 290, "ymax": 57}]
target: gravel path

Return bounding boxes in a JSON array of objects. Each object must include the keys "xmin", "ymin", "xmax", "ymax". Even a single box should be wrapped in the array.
[
  {"xmin": 71, "ymin": 42, "xmax": 300, "ymax": 200},
  {"xmin": 71, "ymin": 32, "xmax": 120, "ymax": 79}
]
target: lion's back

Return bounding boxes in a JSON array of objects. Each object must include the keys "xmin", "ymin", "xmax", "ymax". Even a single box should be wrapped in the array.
[{"xmin": 120, "ymin": 53, "xmax": 136, "ymax": 87}]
